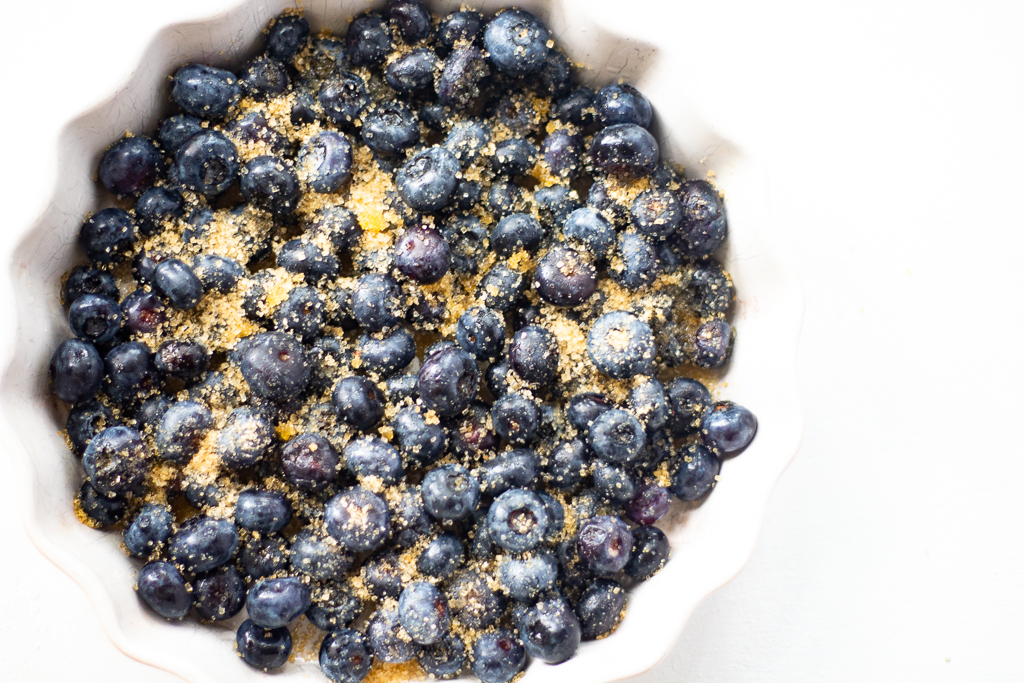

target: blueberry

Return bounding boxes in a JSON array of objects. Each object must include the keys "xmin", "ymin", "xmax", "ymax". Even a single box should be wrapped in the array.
[
  {"xmin": 437, "ymin": 46, "xmax": 490, "ymax": 109},
  {"xmin": 417, "ymin": 533, "xmax": 464, "ymax": 579},
  {"xmin": 194, "ymin": 566, "xmax": 246, "ymax": 621},
  {"xmin": 239, "ymin": 331, "xmax": 309, "ymax": 402},
  {"xmin": 238, "ymin": 55, "xmax": 290, "ymax": 100},
  {"xmin": 437, "ymin": 10, "xmax": 483, "ymax": 50},
  {"xmin": 394, "ymin": 224, "xmax": 451, "ymax": 284},
  {"xmin": 157, "ymin": 114, "xmax": 203, "ymax": 155},
  {"xmin": 174, "ymin": 131, "xmax": 240, "ymax": 196},
  {"xmin": 346, "ymin": 13, "xmax": 393, "ymax": 66},
  {"xmin": 307, "ymin": 584, "xmax": 363, "ymax": 631},
  {"xmin": 345, "ymin": 436, "xmax": 403, "ymax": 484},
  {"xmin": 589, "ymin": 123, "xmax": 659, "ymax": 176},
  {"xmin": 383, "ymin": 370, "xmax": 418, "ymax": 402},
  {"xmin": 192, "ymin": 253, "xmax": 244, "ymax": 293},
  {"xmin": 240, "ymin": 155, "xmax": 300, "ymax": 214},
  {"xmin": 236, "ymin": 619, "xmax": 292, "ymax": 671},
  {"xmin": 451, "ymin": 179, "xmax": 482, "ymax": 210},
  {"xmin": 514, "ymin": 305, "xmax": 543, "ymax": 331},
  {"xmin": 67, "ymin": 294, "xmax": 121, "ymax": 345},
  {"xmin": 418, "ymin": 633, "xmax": 466, "ymax": 680},
  {"xmin": 627, "ymin": 378, "xmax": 670, "ymax": 432},
  {"xmin": 319, "ymin": 628, "xmax": 373, "ymax": 683},
  {"xmin": 447, "ymin": 571, "xmax": 506, "ymax": 630},
  {"xmin": 154, "ymin": 340, "xmax": 209, "ymax": 381},
  {"xmin": 239, "ymin": 535, "xmax": 287, "ymax": 581},
  {"xmin": 398, "ymin": 582, "xmax": 450, "ymax": 645},
  {"xmin": 224, "ymin": 110, "xmax": 290, "ymax": 155},
  {"xmin": 367, "ymin": 605, "xmax": 421, "ymax": 663},
  {"xmin": 386, "ymin": 0, "xmax": 431, "ymax": 42},
  {"xmin": 123, "ymin": 504, "xmax": 173, "ymax": 557},
  {"xmin": 594, "ymin": 83, "xmax": 653, "ymax": 128},
  {"xmin": 588, "ymin": 408, "xmax": 646, "ymax": 464},
  {"xmin": 688, "ymin": 258, "xmax": 735, "ymax": 316},
  {"xmin": 99, "ymin": 135, "xmax": 162, "ymax": 197},
  {"xmin": 476, "ymin": 264, "xmax": 526, "ymax": 311},
  {"xmin": 391, "ymin": 490, "xmax": 433, "ymax": 546},
  {"xmin": 543, "ymin": 439, "xmax": 588, "ymax": 491},
  {"xmin": 536, "ymin": 48, "xmax": 573, "ymax": 95},
  {"xmin": 487, "ymin": 489, "xmax": 551, "ymax": 552},
  {"xmin": 485, "ymin": 180, "xmax": 527, "ymax": 220},
  {"xmin": 155, "ymin": 400, "xmax": 212, "ymax": 463},
  {"xmin": 391, "ymin": 407, "xmax": 447, "ymax": 465},
  {"xmin": 277, "ymin": 238, "xmax": 341, "ymax": 283},
  {"xmin": 702, "ymin": 401, "xmax": 757, "ymax": 454},
  {"xmin": 235, "ymin": 489, "xmax": 291, "ymax": 533},
  {"xmin": 419, "ymin": 101, "xmax": 451, "ymax": 130},
  {"xmin": 290, "ymin": 90, "xmax": 319, "ymax": 125},
  {"xmin": 567, "ymin": 392, "xmax": 612, "ymax": 432},
  {"xmin": 631, "ymin": 189, "xmax": 682, "ymax": 239},
  {"xmin": 137, "ymin": 561, "xmax": 192, "ymax": 620},
  {"xmin": 676, "ymin": 180, "xmax": 727, "ymax": 257},
  {"xmin": 552, "ymin": 86, "xmax": 596, "ymax": 126},
  {"xmin": 588, "ymin": 179, "xmax": 629, "ymax": 225},
  {"xmin": 274, "ymin": 286, "xmax": 326, "ymax": 342},
  {"xmin": 172, "ymin": 63, "xmax": 240, "ymax": 118},
  {"xmin": 153, "ymin": 258, "xmax": 204, "ymax": 309},
  {"xmin": 82, "ymin": 425, "xmax": 150, "ymax": 497},
  {"xmin": 666, "ymin": 377, "xmax": 711, "ymax": 437},
  {"xmin": 325, "ymin": 487, "xmax": 391, "ymax": 552},
  {"xmin": 577, "ymin": 515, "xmax": 633, "ymax": 574},
  {"xmin": 456, "ymin": 307, "xmax": 506, "ymax": 360},
  {"xmin": 471, "ymin": 629, "xmax": 526, "ymax": 683},
  {"xmin": 318, "ymin": 72, "xmax": 370, "ymax": 125},
  {"xmin": 168, "ymin": 516, "xmax": 239, "ymax": 573},
  {"xmin": 265, "ymin": 12, "xmax": 309, "ymax": 61},
  {"xmin": 498, "ymin": 550, "xmax": 557, "ymax": 602},
  {"xmin": 593, "ymin": 461, "xmax": 636, "ymax": 504},
  {"xmin": 134, "ymin": 187, "xmax": 184, "ymax": 237},
  {"xmin": 542, "ymin": 129, "xmax": 583, "ymax": 179},
  {"xmin": 351, "ymin": 273, "xmax": 404, "ymax": 332},
  {"xmin": 281, "ymin": 434, "xmax": 340, "ymax": 490},
  {"xmin": 625, "ymin": 525, "xmax": 670, "ymax": 580},
  {"xmin": 422, "ymin": 465, "xmax": 480, "ymax": 521},
  {"xmin": 63, "ymin": 266, "xmax": 119, "ymax": 307},
  {"xmin": 361, "ymin": 101, "xmax": 420, "ymax": 155},
  {"xmin": 587, "ymin": 311, "xmax": 655, "ymax": 379},
  {"xmin": 491, "ymin": 138, "xmax": 537, "ymax": 178},
  {"xmin": 297, "ymin": 131, "xmax": 353, "ymax": 193},
  {"xmin": 217, "ymin": 407, "xmax": 274, "ymax": 469},
  {"xmin": 448, "ymin": 403, "xmax": 500, "ymax": 459},
  {"xmin": 443, "ymin": 214, "xmax": 489, "ymax": 273},
  {"xmin": 534, "ymin": 246, "xmax": 597, "ymax": 307},
  {"xmin": 535, "ymin": 184, "xmax": 582, "ymax": 226},
  {"xmin": 308, "ymin": 206, "xmax": 362, "ymax": 252},
  {"xmin": 76, "ymin": 481, "xmax": 125, "ymax": 527},
  {"xmin": 121, "ymin": 289, "xmax": 166, "ymax": 335},
  {"xmin": 518, "ymin": 596, "xmax": 581, "ymax": 664},
  {"xmin": 508, "ymin": 325, "xmax": 559, "ymax": 386},
  {"xmin": 362, "ymin": 551, "xmax": 405, "ymax": 599},
  {"xmin": 417, "ymin": 345, "xmax": 479, "ymax": 417},
  {"xmin": 490, "ymin": 393, "xmax": 539, "ymax": 445},
  {"xmin": 575, "ymin": 579, "xmax": 626, "ymax": 639},
  {"xmin": 183, "ymin": 478, "xmax": 225, "ymax": 510},
  {"xmin": 66, "ymin": 400, "xmax": 116, "ymax": 456},
  {"xmin": 78, "ymin": 208, "xmax": 135, "ymax": 264},
  {"xmin": 444, "ymin": 119, "xmax": 491, "ymax": 167},
  {"xmin": 670, "ymin": 443, "xmax": 721, "ymax": 501},
  {"xmin": 385, "ymin": 48, "xmax": 439, "ymax": 92},
  {"xmin": 358, "ymin": 328, "xmax": 416, "ymax": 377},
  {"xmin": 562, "ymin": 207, "xmax": 615, "ymax": 257},
  {"xmin": 484, "ymin": 9, "xmax": 549, "ymax": 76},
  {"xmin": 134, "ymin": 395, "xmax": 171, "ymax": 433},
  {"xmin": 491, "ymin": 213, "xmax": 543, "ymax": 256},
  {"xmin": 612, "ymin": 232, "xmax": 660, "ymax": 290},
  {"xmin": 625, "ymin": 481, "xmax": 671, "ymax": 525},
  {"xmin": 290, "ymin": 528, "xmax": 354, "ymax": 580},
  {"xmin": 397, "ymin": 147, "xmax": 460, "ymax": 212},
  {"xmin": 247, "ymin": 577, "xmax": 311, "ymax": 629},
  {"xmin": 691, "ymin": 319, "xmax": 733, "ymax": 368}
]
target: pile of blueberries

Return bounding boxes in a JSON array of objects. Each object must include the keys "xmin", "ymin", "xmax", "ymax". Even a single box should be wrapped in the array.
[{"xmin": 48, "ymin": 4, "xmax": 758, "ymax": 683}]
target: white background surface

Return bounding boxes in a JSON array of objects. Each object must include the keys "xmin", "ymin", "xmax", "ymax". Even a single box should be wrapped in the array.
[{"xmin": 1, "ymin": 0, "xmax": 1022, "ymax": 681}]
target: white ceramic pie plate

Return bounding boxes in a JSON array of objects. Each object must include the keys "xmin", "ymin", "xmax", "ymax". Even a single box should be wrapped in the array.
[{"xmin": 0, "ymin": 0, "xmax": 804, "ymax": 681}]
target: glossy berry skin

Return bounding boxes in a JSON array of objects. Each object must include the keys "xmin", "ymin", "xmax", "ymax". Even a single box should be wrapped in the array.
[
  {"xmin": 508, "ymin": 325, "xmax": 559, "ymax": 385},
  {"xmin": 174, "ymin": 131, "xmax": 240, "ymax": 196},
  {"xmin": 157, "ymin": 114, "xmax": 203, "ymax": 155},
  {"xmin": 491, "ymin": 138, "xmax": 537, "ymax": 177},
  {"xmin": 594, "ymin": 83, "xmax": 653, "ymax": 128},
  {"xmin": 238, "ymin": 56, "xmax": 289, "ymax": 100},
  {"xmin": 217, "ymin": 407, "xmax": 273, "ymax": 469},
  {"xmin": 347, "ymin": 13, "xmax": 393, "ymax": 66},
  {"xmin": 235, "ymin": 489, "xmax": 291, "ymax": 533},
  {"xmin": 76, "ymin": 481, "xmax": 125, "ymax": 526},
  {"xmin": 153, "ymin": 258, "xmax": 204, "ymax": 309},
  {"xmin": 121, "ymin": 290, "xmax": 166, "ymax": 335},
  {"xmin": 543, "ymin": 439, "xmax": 588, "ymax": 491},
  {"xmin": 491, "ymin": 213, "xmax": 543, "ymax": 256},
  {"xmin": 172, "ymin": 64, "xmax": 240, "ymax": 119},
  {"xmin": 535, "ymin": 184, "xmax": 581, "ymax": 226},
  {"xmin": 297, "ymin": 131, "xmax": 353, "ymax": 193},
  {"xmin": 438, "ymin": 46, "xmax": 490, "ymax": 110},
  {"xmin": 456, "ymin": 307, "xmax": 506, "ymax": 360},
  {"xmin": 702, "ymin": 401, "xmax": 758, "ymax": 454},
  {"xmin": 362, "ymin": 102, "xmax": 420, "ymax": 155},
  {"xmin": 123, "ymin": 504, "xmax": 173, "ymax": 557},
  {"xmin": 394, "ymin": 224, "xmax": 451, "ymax": 284},
  {"xmin": 625, "ymin": 481, "xmax": 672, "ymax": 525},
  {"xmin": 666, "ymin": 377, "xmax": 712, "ymax": 437},
  {"xmin": 137, "ymin": 561, "xmax": 192, "ymax": 620},
  {"xmin": 437, "ymin": 10, "xmax": 484, "ymax": 50},
  {"xmin": 562, "ymin": 207, "xmax": 615, "ymax": 257},
  {"xmin": 479, "ymin": 449, "xmax": 539, "ymax": 496},
  {"xmin": 484, "ymin": 9, "xmax": 549, "ymax": 76},
  {"xmin": 82, "ymin": 425, "xmax": 150, "ymax": 497},
  {"xmin": 99, "ymin": 136, "xmax": 162, "ymax": 196},
  {"xmin": 577, "ymin": 515, "xmax": 633, "ymax": 575},
  {"xmin": 399, "ymin": 581, "xmax": 450, "ymax": 645},
  {"xmin": 589, "ymin": 123, "xmax": 659, "ymax": 176},
  {"xmin": 266, "ymin": 13, "xmax": 309, "ymax": 60},
  {"xmin": 587, "ymin": 311, "xmax": 655, "ymax": 379},
  {"xmin": 593, "ymin": 461, "xmax": 636, "ymax": 504},
  {"xmin": 417, "ymin": 533, "xmax": 464, "ymax": 579},
  {"xmin": 79, "ymin": 208, "xmax": 136, "ymax": 264},
  {"xmin": 588, "ymin": 408, "xmax": 646, "ymax": 464},
  {"xmin": 418, "ymin": 633, "xmax": 466, "ymax": 680},
  {"xmin": 625, "ymin": 525, "xmax": 670, "ymax": 580},
  {"xmin": 277, "ymin": 239, "xmax": 341, "ymax": 284},
  {"xmin": 319, "ymin": 72, "xmax": 370, "ymax": 125},
  {"xmin": 518, "ymin": 596, "xmax": 581, "ymax": 664},
  {"xmin": 240, "ymin": 155, "xmax": 300, "ymax": 215},
  {"xmin": 332, "ymin": 375, "xmax": 384, "ymax": 431},
  {"xmin": 309, "ymin": 205, "xmax": 361, "ymax": 252},
  {"xmin": 471, "ymin": 629, "xmax": 526, "ymax": 683},
  {"xmin": 490, "ymin": 393, "xmax": 540, "ymax": 445},
  {"xmin": 290, "ymin": 528, "xmax": 354, "ymax": 580},
  {"xmin": 613, "ymin": 232, "xmax": 660, "ymax": 290},
  {"xmin": 351, "ymin": 273, "xmax": 404, "ymax": 332},
  {"xmin": 444, "ymin": 120, "xmax": 491, "ymax": 167},
  {"xmin": 239, "ymin": 538, "xmax": 289, "ymax": 581},
  {"xmin": 476, "ymin": 264, "xmax": 526, "ymax": 311},
  {"xmin": 236, "ymin": 619, "xmax": 292, "ymax": 671},
  {"xmin": 385, "ymin": 48, "xmax": 439, "ymax": 93},
  {"xmin": 362, "ymin": 552, "xmax": 404, "ymax": 600},
  {"xmin": 575, "ymin": 579, "xmax": 626, "ymax": 640},
  {"xmin": 155, "ymin": 399, "xmax": 212, "ymax": 463},
  {"xmin": 670, "ymin": 443, "xmax": 721, "ymax": 501},
  {"xmin": 325, "ymin": 487, "xmax": 392, "ymax": 552},
  {"xmin": 448, "ymin": 404, "xmax": 500, "ymax": 459},
  {"xmin": 239, "ymin": 331, "xmax": 309, "ymax": 402},
  {"xmin": 193, "ymin": 253, "xmax": 244, "ymax": 293},
  {"xmin": 247, "ymin": 577, "xmax": 312, "ymax": 628},
  {"xmin": 688, "ymin": 258, "xmax": 735, "ymax": 316},
  {"xmin": 345, "ymin": 436, "xmax": 404, "ymax": 484},
  {"xmin": 358, "ymin": 328, "xmax": 415, "ymax": 378},
  {"xmin": 499, "ymin": 550, "xmax": 557, "ymax": 602},
  {"xmin": 631, "ymin": 189, "xmax": 682, "ymax": 239},
  {"xmin": 319, "ymin": 628, "xmax": 373, "ymax": 683},
  {"xmin": 135, "ymin": 187, "xmax": 184, "ymax": 237},
  {"xmin": 66, "ymin": 400, "xmax": 115, "ymax": 456},
  {"xmin": 422, "ymin": 465, "xmax": 480, "ymax": 521},
  {"xmin": 447, "ymin": 570, "xmax": 506, "ymax": 630},
  {"xmin": 676, "ymin": 179, "xmax": 727, "ymax": 257},
  {"xmin": 691, "ymin": 319, "xmax": 733, "ymax": 368},
  {"xmin": 63, "ymin": 266, "xmax": 119, "ymax": 307},
  {"xmin": 68, "ymin": 294, "xmax": 121, "ymax": 344},
  {"xmin": 193, "ymin": 566, "xmax": 246, "ymax": 621},
  {"xmin": 391, "ymin": 407, "xmax": 447, "ymax": 465},
  {"xmin": 567, "ymin": 392, "xmax": 613, "ymax": 432},
  {"xmin": 628, "ymin": 378, "xmax": 671, "ymax": 432},
  {"xmin": 397, "ymin": 147, "xmax": 460, "ymax": 212},
  {"xmin": 417, "ymin": 345, "xmax": 479, "ymax": 417},
  {"xmin": 281, "ymin": 434, "xmax": 340, "ymax": 491},
  {"xmin": 552, "ymin": 86, "xmax": 595, "ymax": 126},
  {"xmin": 387, "ymin": 0, "xmax": 431, "ymax": 41},
  {"xmin": 534, "ymin": 246, "xmax": 597, "ymax": 307},
  {"xmin": 367, "ymin": 605, "xmax": 420, "ymax": 664},
  {"xmin": 168, "ymin": 516, "xmax": 239, "ymax": 573}
]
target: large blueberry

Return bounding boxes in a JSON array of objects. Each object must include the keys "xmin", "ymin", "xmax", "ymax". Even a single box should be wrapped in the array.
[
  {"xmin": 236, "ymin": 619, "xmax": 292, "ymax": 671},
  {"xmin": 391, "ymin": 407, "xmax": 447, "ymax": 465},
  {"xmin": 123, "ymin": 504, "xmax": 173, "ymax": 557},
  {"xmin": 82, "ymin": 425, "xmax": 150, "ymax": 498},
  {"xmin": 318, "ymin": 72, "xmax": 370, "ymax": 125},
  {"xmin": 397, "ymin": 147, "xmax": 460, "ymax": 212},
  {"xmin": 240, "ymin": 155, "xmax": 300, "ymax": 215},
  {"xmin": 297, "ymin": 131, "xmax": 353, "ymax": 193},
  {"xmin": 239, "ymin": 331, "xmax": 310, "ymax": 402},
  {"xmin": 394, "ymin": 224, "xmax": 451, "ymax": 284},
  {"xmin": 344, "ymin": 436, "xmax": 404, "ymax": 484},
  {"xmin": 174, "ymin": 131, "xmax": 239, "ymax": 196},
  {"xmin": 137, "ymin": 561, "xmax": 192, "ymax": 620},
  {"xmin": 361, "ymin": 102, "xmax": 420, "ymax": 155},
  {"xmin": 319, "ymin": 628, "xmax": 373, "ymax": 683},
  {"xmin": 171, "ymin": 64, "xmax": 240, "ymax": 119},
  {"xmin": 676, "ymin": 179, "xmax": 727, "ymax": 257},
  {"xmin": 235, "ymin": 489, "xmax": 291, "ymax": 533},
  {"xmin": 508, "ymin": 325, "xmax": 559, "ymax": 385},
  {"xmin": 155, "ymin": 400, "xmax": 212, "ymax": 463},
  {"xmin": 281, "ymin": 433, "xmax": 340, "ymax": 490},
  {"xmin": 576, "ymin": 515, "xmax": 633, "ymax": 574},
  {"xmin": 587, "ymin": 311, "xmax": 655, "ymax": 379},
  {"xmin": 325, "ymin": 487, "xmax": 391, "ymax": 552},
  {"xmin": 589, "ymin": 123, "xmax": 659, "ymax": 176},
  {"xmin": 247, "ymin": 577, "xmax": 311, "ymax": 628},
  {"xmin": 594, "ymin": 83, "xmax": 653, "ymax": 128},
  {"xmin": 218, "ymin": 407, "xmax": 274, "ymax": 469},
  {"xmin": 471, "ymin": 629, "xmax": 525, "ymax": 683},
  {"xmin": 422, "ymin": 465, "xmax": 480, "ymax": 521},
  {"xmin": 487, "ymin": 489, "xmax": 551, "ymax": 552},
  {"xmin": 702, "ymin": 401, "xmax": 757, "ymax": 454},
  {"xmin": 518, "ymin": 596, "xmax": 581, "ymax": 664},
  {"xmin": 483, "ymin": 9, "xmax": 549, "ymax": 76},
  {"xmin": 290, "ymin": 528, "xmax": 354, "ymax": 580},
  {"xmin": 79, "ymin": 208, "xmax": 136, "ymax": 264},
  {"xmin": 398, "ymin": 582, "xmax": 450, "ymax": 645},
  {"xmin": 168, "ymin": 516, "xmax": 239, "ymax": 573},
  {"xmin": 534, "ymin": 246, "xmax": 597, "ymax": 307},
  {"xmin": 99, "ymin": 136, "xmax": 162, "ymax": 196},
  {"xmin": 417, "ymin": 345, "xmax": 479, "ymax": 417},
  {"xmin": 194, "ymin": 565, "xmax": 246, "ymax": 621},
  {"xmin": 346, "ymin": 13, "xmax": 393, "ymax": 66}
]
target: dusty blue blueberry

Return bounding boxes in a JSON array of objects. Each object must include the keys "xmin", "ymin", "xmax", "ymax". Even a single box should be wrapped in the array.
[
  {"xmin": 594, "ymin": 83, "xmax": 653, "ymax": 128},
  {"xmin": 319, "ymin": 628, "xmax": 373, "ymax": 683},
  {"xmin": 235, "ymin": 489, "xmax": 291, "ymax": 533},
  {"xmin": 361, "ymin": 101, "xmax": 420, "ymax": 155},
  {"xmin": 290, "ymin": 528, "xmax": 354, "ymax": 580},
  {"xmin": 417, "ymin": 533, "xmax": 464, "ymax": 579},
  {"xmin": 422, "ymin": 465, "xmax": 480, "ymax": 521},
  {"xmin": 518, "ymin": 596, "xmax": 581, "ymax": 663},
  {"xmin": 471, "ymin": 629, "xmax": 526, "ymax": 683},
  {"xmin": 417, "ymin": 345, "xmax": 479, "ymax": 417},
  {"xmin": 543, "ymin": 439, "xmax": 588, "ymax": 491},
  {"xmin": 418, "ymin": 633, "xmax": 466, "ymax": 680},
  {"xmin": 399, "ymin": 581, "xmax": 450, "ymax": 645},
  {"xmin": 319, "ymin": 72, "xmax": 370, "ymax": 125},
  {"xmin": 333, "ymin": 376, "xmax": 386, "ymax": 431},
  {"xmin": 702, "ymin": 401, "xmax": 757, "ymax": 454},
  {"xmin": 575, "ymin": 579, "xmax": 626, "ymax": 640},
  {"xmin": 155, "ymin": 400, "xmax": 212, "ymax": 463},
  {"xmin": 168, "ymin": 516, "xmax": 239, "ymax": 573},
  {"xmin": 676, "ymin": 179, "xmax": 727, "ymax": 257},
  {"xmin": 625, "ymin": 525, "xmax": 670, "ymax": 580},
  {"xmin": 82, "ymin": 425, "xmax": 151, "ymax": 497},
  {"xmin": 325, "ymin": 487, "xmax": 391, "ymax": 552},
  {"xmin": 171, "ymin": 64, "xmax": 240, "ymax": 119},
  {"xmin": 589, "ymin": 123, "xmax": 659, "ymax": 176},
  {"xmin": 483, "ymin": 9, "xmax": 549, "ymax": 76},
  {"xmin": 298, "ymin": 131, "xmax": 353, "ymax": 193},
  {"xmin": 174, "ymin": 131, "xmax": 239, "ymax": 195},
  {"xmin": 137, "ymin": 561, "xmax": 192, "ymax": 620},
  {"xmin": 587, "ymin": 311, "xmax": 655, "ymax": 379},
  {"xmin": 236, "ymin": 619, "xmax": 292, "ymax": 671},
  {"xmin": 397, "ymin": 147, "xmax": 460, "ymax": 212},
  {"xmin": 358, "ymin": 328, "xmax": 416, "ymax": 377},
  {"xmin": 217, "ymin": 407, "xmax": 273, "ymax": 469},
  {"xmin": 391, "ymin": 407, "xmax": 447, "ymax": 466},
  {"xmin": 487, "ymin": 489, "xmax": 551, "ymax": 552},
  {"xmin": 344, "ymin": 436, "xmax": 404, "ymax": 484},
  {"xmin": 247, "ymin": 577, "xmax": 312, "ymax": 628},
  {"xmin": 499, "ymin": 550, "xmax": 558, "ymax": 602},
  {"xmin": 79, "ymin": 208, "xmax": 136, "ymax": 264},
  {"xmin": 123, "ymin": 504, "xmax": 173, "ymax": 557},
  {"xmin": 367, "ymin": 605, "xmax": 420, "ymax": 663}
]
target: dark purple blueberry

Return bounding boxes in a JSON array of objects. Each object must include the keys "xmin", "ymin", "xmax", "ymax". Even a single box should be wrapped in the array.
[
  {"xmin": 483, "ymin": 9, "xmax": 549, "ymax": 76},
  {"xmin": 397, "ymin": 147, "xmax": 460, "ymax": 212},
  {"xmin": 594, "ymin": 83, "xmax": 653, "ymax": 128},
  {"xmin": 238, "ymin": 55, "xmax": 290, "ymax": 100},
  {"xmin": 50, "ymin": 338, "xmax": 103, "ymax": 403},
  {"xmin": 612, "ymin": 232, "xmax": 660, "ymax": 290},
  {"xmin": 297, "ymin": 130, "xmax": 353, "ymax": 193},
  {"xmin": 422, "ymin": 464, "xmax": 480, "ymax": 521},
  {"xmin": 240, "ymin": 536, "xmax": 289, "ymax": 580},
  {"xmin": 385, "ymin": 47, "xmax": 439, "ymax": 92},
  {"xmin": 307, "ymin": 584, "xmax": 363, "ymax": 630},
  {"xmin": 677, "ymin": 179, "xmax": 727, "ymax": 257},
  {"xmin": 536, "ymin": 49, "xmax": 573, "ymax": 96},
  {"xmin": 490, "ymin": 213, "xmax": 543, "ymax": 256},
  {"xmin": 290, "ymin": 90, "xmax": 319, "ymax": 125},
  {"xmin": 576, "ymin": 515, "xmax": 633, "ymax": 574},
  {"xmin": 670, "ymin": 443, "xmax": 721, "ymax": 500},
  {"xmin": 387, "ymin": 0, "xmax": 431, "ymax": 42},
  {"xmin": 239, "ymin": 331, "xmax": 309, "ymax": 402},
  {"xmin": 155, "ymin": 339, "xmax": 209, "ymax": 380},
  {"xmin": 448, "ymin": 403, "xmax": 500, "ymax": 459},
  {"xmin": 121, "ymin": 290, "xmax": 165, "ymax": 336},
  {"xmin": 363, "ymin": 551, "xmax": 405, "ymax": 599},
  {"xmin": 688, "ymin": 258, "xmax": 735, "ymax": 316},
  {"xmin": 398, "ymin": 581, "xmax": 450, "ymax": 645},
  {"xmin": 281, "ymin": 433, "xmax": 340, "ymax": 490},
  {"xmin": 588, "ymin": 408, "xmax": 646, "ymax": 464},
  {"xmin": 76, "ymin": 481, "xmax": 125, "ymax": 527},
  {"xmin": 194, "ymin": 565, "xmax": 246, "ymax": 621},
  {"xmin": 490, "ymin": 393, "xmax": 540, "ymax": 445},
  {"xmin": 419, "ymin": 101, "xmax": 451, "ymax": 130},
  {"xmin": 391, "ymin": 407, "xmax": 447, "ymax": 466},
  {"xmin": 153, "ymin": 258, "xmax": 204, "ymax": 309},
  {"xmin": 235, "ymin": 489, "xmax": 291, "ymax": 533},
  {"xmin": 157, "ymin": 114, "xmax": 203, "ymax": 155},
  {"xmin": 543, "ymin": 439, "xmax": 588, "ymax": 491},
  {"xmin": 318, "ymin": 72, "xmax": 370, "ymax": 125},
  {"xmin": 344, "ymin": 436, "xmax": 403, "ymax": 484},
  {"xmin": 625, "ymin": 481, "xmax": 672, "ymax": 525},
  {"xmin": 247, "ymin": 577, "xmax": 311, "ymax": 628},
  {"xmin": 587, "ymin": 311, "xmax": 655, "ymax": 379},
  {"xmin": 277, "ymin": 238, "xmax": 341, "ymax": 283},
  {"xmin": 631, "ymin": 189, "xmax": 682, "ymax": 238},
  {"xmin": 518, "ymin": 596, "xmax": 581, "ymax": 664},
  {"xmin": 589, "ymin": 123, "xmax": 659, "ymax": 176},
  {"xmin": 552, "ymin": 86, "xmax": 595, "ymax": 126},
  {"xmin": 666, "ymin": 377, "xmax": 712, "ymax": 437},
  {"xmin": 66, "ymin": 401, "xmax": 116, "ymax": 456},
  {"xmin": 266, "ymin": 13, "xmax": 309, "ymax": 61},
  {"xmin": 224, "ymin": 109, "xmax": 290, "ymax": 155},
  {"xmin": 508, "ymin": 325, "xmax": 559, "ymax": 386},
  {"xmin": 79, "ymin": 208, "xmax": 136, "ymax": 264},
  {"xmin": 240, "ymin": 155, "xmax": 300, "ymax": 215},
  {"xmin": 491, "ymin": 138, "xmax": 537, "ymax": 177},
  {"xmin": 437, "ymin": 10, "xmax": 484, "ymax": 50},
  {"xmin": 447, "ymin": 571, "xmax": 506, "ymax": 630},
  {"xmin": 358, "ymin": 328, "xmax": 416, "ymax": 378},
  {"xmin": 542, "ymin": 128, "xmax": 583, "ymax": 179},
  {"xmin": 417, "ymin": 345, "xmax": 479, "ymax": 417},
  {"xmin": 456, "ymin": 307, "xmax": 506, "ymax": 360},
  {"xmin": 444, "ymin": 119, "xmax": 491, "ymax": 167},
  {"xmin": 575, "ymin": 579, "xmax": 626, "ymax": 640},
  {"xmin": 132, "ymin": 188, "xmax": 181, "ymax": 238},
  {"xmin": 123, "ymin": 503, "xmax": 172, "ymax": 557},
  {"xmin": 702, "ymin": 401, "xmax": 757, "ymax": 454},
  {"xmin": 346, "ymin": 13, "xmax": 393, "ymax": 66},
  {"xmin": 99, "ymin": 135, "xmax": 162, "ymax": 196},
  {"xmin": 362, "ymin": 101, "xmax": 420, "ymax": 155},
  {"xmin": 417, "ymin": 533, "xmax": 464, "ymax": 579},
  {"xmin": 394, "ymin": 224, "xmax": 451, "ymax": 284},
  {"xmin": 437, "ymin": 46, "xmax": 490, "ymax": 109},
  {"xmin": 534, "ymin": 246, "xmax": 597, "ymax": 307},
  {"xmin": 471, "ymin": 629, "xmax": 525, "ymax": 683},
  {"xmin": 325, "ymin": 486, "xmax": 392, "ymax": 552},
  {"xmin": 236, "ymin": 619, "xmax": 292, "ymax": 671},
  {"xmin": 484, "ymin": 357, "xmax": 510, "ymax": 398},
  {"xmin": 63, "ymin": 266, "xmax": 119, "ymax": 307},
  {"xmin": 290, "ymin": 528, "xmax": 354, "ymax": 580},
  {"xmin": 567, "ymin": 392, "xmax": 613, "ymax": 432},
  {"xmin": 625, "ymin": 525, "xmax": 670, "ymax": 580},
  {"xmin": 486, "ymin": 180, "xmax": 527, "ymax": 220},
  {"xmin": 319, "ymin": 628, "xmax": 373, "ymax": 682},
  {"xmin": 588, "ymin": 179, "xmax": 629, "ymax": 225},
  {"xmin": 105, "ymin": 341, "xmax": 156, "ymax": 404},
  {"xmin": 155, "ymin": 400, "xmax": 212, "ymax": 463},
  {"xmin": 563, "ymin": 207, "xmax": 615, "ymax": 257},
  {"xmin": 137, "ymin": 561, "xmax": 192, "ymax": 620},
  {"xmin": 68, "ymin": 294, "xmax": 121, "ymax": 344},
  {"xmin": 174, "ymin": 130, "xmax": 240, "ymax": 196},
  {"xmin": 691, "ymin": 319, "xmax": 733, "ymax": 368}
]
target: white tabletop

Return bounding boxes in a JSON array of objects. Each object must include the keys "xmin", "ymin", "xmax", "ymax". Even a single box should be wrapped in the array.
[{"xmin": 1, "ymin": 1, "xmax": 1021, "ymax": 681}]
